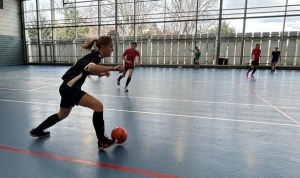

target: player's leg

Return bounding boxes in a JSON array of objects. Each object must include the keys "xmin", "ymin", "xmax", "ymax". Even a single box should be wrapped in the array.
[
  {"xmin": 195, "ymin": 58, "xmax": 200, "ymax": 68},
  {"xmin": 271, "ymin": 62, "xmax": 274, "ymax": 72},
  {"xmin": 30, "ymin": 107, "xmax": 72, "ymax": 138},
  {"xmin": 117, "ymin": 67, "xmax": 128, "ymax": 86},
  {"xmin": 78, "ymin": 93, "xmax": 116, "ymax": 150},
  {"xmin": 124, "ymin": 68, "xmax": 134, "ymax": 92},
  {"xmin": 251, "ymin": 62, "xmax": 258, "ymax": 77},
  {"xmin": 29, "ymin": 84, "xmax": 77, "ymax": 138},
  {"xmin": 271, "ymin": 58, "xmax": 275, "ymax": 72},
  {"xmin": 270, "ymin": 62, "xmax": 273, "ymax": 71},
  {"xmin": 272, "ymin": 61, "xmax": 277, "ymax": 72},
  {"xmin": 246, "ymin": 65, "xmax": 253, "ymax": 77}
]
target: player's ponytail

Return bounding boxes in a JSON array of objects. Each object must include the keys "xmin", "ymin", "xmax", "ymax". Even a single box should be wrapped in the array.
[
  {"xmin": 82, "ymin": 36, "xmax": 112, "ymax": 50},
  {"xmin": 81, "ymin": 37, "xmax": 97, "ymax": 50}
]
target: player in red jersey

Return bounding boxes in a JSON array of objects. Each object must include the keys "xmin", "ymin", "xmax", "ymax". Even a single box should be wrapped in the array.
[
  {"xmin": 117, "ymin": 42, "xmax": 141, "ymax": 92},
  {"xmin": 246, "ymin": 44, "xmax": 261, "ymax": 78}
]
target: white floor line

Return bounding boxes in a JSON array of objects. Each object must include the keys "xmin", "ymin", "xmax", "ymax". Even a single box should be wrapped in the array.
[
  {"xmin": 220, "ymin": 70, "xmax": 300, "ymax": 125},
  {"xmin": 28, "ymin": 84, "xmax": 59, "ymax": 91},
  {"xmin": 132, "ymin": 79, "xmax": 236, "ymax": 84},
  {"xmin": 251, "ymin": 91, "xmax": 300, "ymax": 125},
  {"xmin": 0, "ymin": 88, "xmax": 26, "ymax": 91},
  {"xmin": 124, "ymin": 78, "xmax": 300, "ymax": 86},
  {"xmin": 0, "ymin": 98, "xmax": 299, "ymax": 128},
  {"xmin": 1, "ymin": 87, "xmax": 300, "ymax": 109}
]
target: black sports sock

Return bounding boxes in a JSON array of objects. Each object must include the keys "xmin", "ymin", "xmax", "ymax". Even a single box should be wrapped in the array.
[
  {"xmin": 35, "ymin": 114, "xmax": 61, "ymax": 131},
  {"xmin": 125, "ymin": 77, "xmax": 131, "ymax": 87},
  {"xmin": 252, "ymin": 68, "xmax": 257, "ymax": 75},
  {"xmin": 118, "ymin": 75, "xmax": 123, "ymax": 81},
  {"xmin": 93, "ymin": 111, "xmax": 105, "ymax": 141},
  {"xmin": 247, "ymin": 68, "xmax": 252, "ymax": 73}
]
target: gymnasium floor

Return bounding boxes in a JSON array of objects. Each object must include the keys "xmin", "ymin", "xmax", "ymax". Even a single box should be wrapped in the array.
[{"xmin": 0, "ymin": 65, "xmax": 300, "ymax": 178}]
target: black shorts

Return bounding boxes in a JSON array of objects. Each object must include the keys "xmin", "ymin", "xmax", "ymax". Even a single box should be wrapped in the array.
[
  {"xmin": 251, "ymin": 61, "xmax": 259, "ymax": 66},
  {"xmin": 125, "ymin": 67, "xmax": 135, "ymax": 72},
  {"xmin": 271, "ymin": 58, "xmax": 279, "ymax": 63},
  {"xmin": 59, "ymin": 83, "xmax": 86, "ymax": 108}
]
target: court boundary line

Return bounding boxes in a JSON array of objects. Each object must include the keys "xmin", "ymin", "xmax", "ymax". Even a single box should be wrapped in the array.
[
  {"xmin": 0, "ymin": 145, "xmax": 180, "ymax": 178},
  {"xmin": 0, "ymin": 98, "xmax": 299, "ymax": 128},
  {"xmin": 106, "ymin": 108, "xmax": 300, "ymax": 127},
  {"xmin": 220, "ymin": 70, "xmax": 300, "ymax": 125},
  {"xmin": 1, "ymin": 87, "xmax": 300, "ymax": 110},
  {"xmin": 96, "ymin": 74, "xmax": 300, "ymax": 85},
  {"xmin": 28, "ymin": 84, "xmax": 59, "ymax": 91}
]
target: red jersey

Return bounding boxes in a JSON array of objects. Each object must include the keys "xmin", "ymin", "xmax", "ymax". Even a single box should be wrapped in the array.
[
  {"xmin": 252, "ymin": 48, "xmax": 261, "ymax": 61},
  {"xmin": 123, "ymin": 49, "xmax": 140, "ymax": 67}
]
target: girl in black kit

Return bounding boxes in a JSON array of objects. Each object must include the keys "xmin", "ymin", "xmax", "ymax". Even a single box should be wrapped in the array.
[
  {"xmin": 271, "ymin": 46, "xmax": 281, "ymax": 72},
  {"xmin": 30, "ymin": 36, "xmax": 125, "ymax": 150}
]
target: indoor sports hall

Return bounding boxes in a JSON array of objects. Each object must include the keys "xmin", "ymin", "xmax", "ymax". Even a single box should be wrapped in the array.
[{"xmin": 1, "ymin": 0, "xmax": 300, "ymax": 178}]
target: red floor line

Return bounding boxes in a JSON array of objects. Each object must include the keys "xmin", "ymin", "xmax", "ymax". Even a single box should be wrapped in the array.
[{"xmin": 0, "ymin": 145, "xmax": 180, "ymax": 178}]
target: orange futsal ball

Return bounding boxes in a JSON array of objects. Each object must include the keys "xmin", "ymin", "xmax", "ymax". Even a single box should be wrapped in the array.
[{"xmin": 111, "ymin": 127, "xmax": 128, "ymax": 144}]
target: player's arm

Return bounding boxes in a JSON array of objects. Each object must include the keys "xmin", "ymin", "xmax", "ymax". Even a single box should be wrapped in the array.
[
  {"xmin": 279, "ymin": 51, "xmax": 281, "ymax": 61},
  {"xmin": 251, "ymin": 50, "xmax": 255, "ymax": 60},
  {"xmin": 86, "ymin": 63, "xmax": 124, "ymax": 74},
  {"xmin": 137, "ymin": 51, "xmax": 141, "ymax": 65},
  {"xmin": 122, "ymin": 50, "xmax": 131, "ymax": 63},
  {"xmin": 189, "ymin": 48, "xmax": 194, "ymax": 52},
  {"xmin": 260, "ymin": 50, "xmax": 262, "ymax": 59}
]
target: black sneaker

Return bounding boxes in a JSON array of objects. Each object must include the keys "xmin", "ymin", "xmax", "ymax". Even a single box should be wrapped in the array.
[
  {"xmin": 98, "ymin": 136, "xmax": 117, "ymax": 150},
  {"xmin": 30, "ymin": 129, "xmax": 50, "ymax": 138}
]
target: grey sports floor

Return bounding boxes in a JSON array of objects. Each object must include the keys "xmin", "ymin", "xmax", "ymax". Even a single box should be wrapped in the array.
[{"xmin": 0, "ymin": 65, "xmax": 300, "ymax": 178}]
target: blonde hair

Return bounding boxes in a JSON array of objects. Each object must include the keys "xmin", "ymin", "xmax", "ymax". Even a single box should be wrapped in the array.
[{"xmin": 81, "ymin": 36, "xmax": 112, "ymax": 50}]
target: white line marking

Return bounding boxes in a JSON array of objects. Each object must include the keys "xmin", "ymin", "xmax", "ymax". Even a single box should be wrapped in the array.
[
  {"xmin": 250, "ymin": 90, "xmax": 300, "ymax": 125},
  {"xmin": 0, "ymin": 98, "xmax": 299, "ymax": 128},
  {"xmin": 1, "ymin": 87, "xmax": 300, "ymax": 109},
  {"xmin": 106, "ymin": 108, "xmax": 300, "ymax": 127},
  {"xmin": 0, "ymin": 99, "xmax": 57, "ymax": 106},
  {"xmin": 133, "ymin": 79, "xmax": 236, "ymax": 84},
  {"xmin": 28, "ymin": 84, "xmax": 59, "ymax": 91},
  {"xmin": 220, "ymin": 70, "xmax": 300, "ymax": 125},
  {"xmin": 0, "ymin": 88, "xmax": 26, "ymax": 91},
  {"xmin": 124, "ymin": 77, "xmax": 300, "ymax": 85}
]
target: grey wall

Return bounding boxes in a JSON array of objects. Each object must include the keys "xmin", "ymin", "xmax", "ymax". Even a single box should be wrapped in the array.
[{"xmin": 0, "ymin": 0, "xmax": 23, "ymax": 65}]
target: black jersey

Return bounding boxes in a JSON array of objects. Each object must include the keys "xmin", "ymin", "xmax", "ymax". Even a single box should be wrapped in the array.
[
  {"xmin": 62, "ymin": 51, "xmax": 101, "ymax": 89},
  {"xmin": 272, "ymin": 51, "xmax": 281, "ymax": 60}
]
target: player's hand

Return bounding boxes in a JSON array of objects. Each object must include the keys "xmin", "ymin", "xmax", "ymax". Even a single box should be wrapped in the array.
[
  {"xmin": 126, "ymin": 60, "xmax": 132, "ymax": 64},
  {"xmin": 98, "ymin": 72, "xmax": 110, "ymax": 77},
  {"xmin": 114, "ymin": 65, "xmax": 125, "ymax": 73}
]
